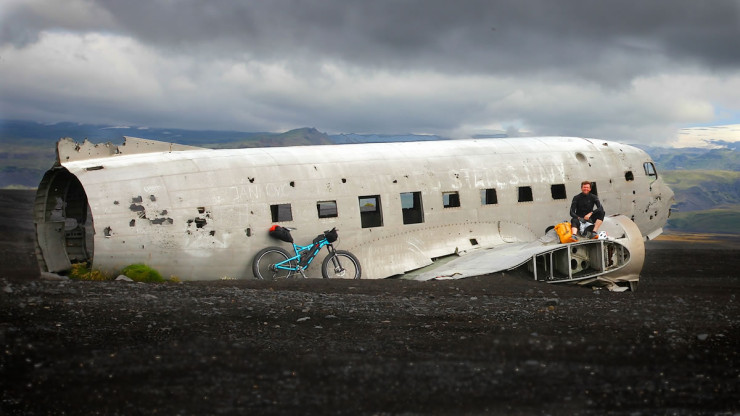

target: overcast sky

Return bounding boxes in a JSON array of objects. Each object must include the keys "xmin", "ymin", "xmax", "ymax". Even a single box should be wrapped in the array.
[{"xmin": 1, "ymin": 0, "xmax": 740, "ymax": 146}]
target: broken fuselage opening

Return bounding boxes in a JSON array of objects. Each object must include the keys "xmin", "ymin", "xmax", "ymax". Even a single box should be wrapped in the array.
[{"xmin": 35, "ymin": 167, "xmax": 94, "ymax": 274}]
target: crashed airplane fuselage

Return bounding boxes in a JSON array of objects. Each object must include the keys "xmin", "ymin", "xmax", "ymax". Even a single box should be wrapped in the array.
[{"xmin": 34, "ymin": 136, "xmax": 673, "ymax": 285}]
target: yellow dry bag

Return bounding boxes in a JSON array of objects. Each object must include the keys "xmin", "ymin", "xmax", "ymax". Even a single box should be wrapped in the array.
[{"xmin": 554, "ymin": 222, "xmax": 577, "ymax": 243}]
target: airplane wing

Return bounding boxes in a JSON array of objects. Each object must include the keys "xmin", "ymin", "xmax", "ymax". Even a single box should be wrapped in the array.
[
  {"xmin": 408, "ymin": 215, "xmax": 645, "ymax": 291},
  {"xmin": 411, "ymin": 233, "xmax": 561, "ymax": 280}
]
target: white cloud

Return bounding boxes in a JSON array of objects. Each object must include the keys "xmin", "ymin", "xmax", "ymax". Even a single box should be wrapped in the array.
[
  {"xmin": 673, "ymin": 125, "xmax": 740, "ymax": 148},
  {"xmin": 0, "ymin": 32, "xmax": 162, "ymax": 120}
]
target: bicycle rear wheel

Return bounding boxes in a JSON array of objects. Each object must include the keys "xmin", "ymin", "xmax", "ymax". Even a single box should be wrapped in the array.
[
  {"xmin": 321, "ymin": 250, "xmax": 361, "ymax": 279},
  {"xmin": 252, "ymin": 247, "xmax": 295, "ymax": 280}
]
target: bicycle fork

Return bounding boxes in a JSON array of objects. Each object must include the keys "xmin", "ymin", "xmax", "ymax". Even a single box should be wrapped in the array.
[{"xmin": 325, "ymin": 244, "xmax": 346, "ymax": 276}]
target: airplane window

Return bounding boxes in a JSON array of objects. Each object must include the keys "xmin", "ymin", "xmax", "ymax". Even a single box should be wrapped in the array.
[
  {"xmin": 643, "ymin": 162, "xmax": 657, "ymax": 180},
  {"xmin": 590, "ymin": 182, "xmax": 598, "ymax": 195},
  {"xmin": 518, "ymin": 186, "xmax": 533, "ymax": 202},
  {"xmin": 401, "ymin": 192, "xmax": 424, "ymax": 224},
  {"xmin": 551, "ymin": 184, "xmax": 567, "ymax": 200},
  {"xmin": 317, "ymin": 200, "xmax": 338, "ymax": 218},
  {"xmin": 359, "ymin": 195, "xmax": 383, "ymax": 228},
  {"xmin": 625, "ymin": 171, "xmax": 634, "ymax": 181},
  {"xmin": 481, "ymin": 188, "xmax": 498, "ymax": 205},
  {"xmin": 270, "ymin": 203, "xmax": 293, "ymax": 222},
  {"xmin": 443, "ymin": 191, "xmax": 460, "ymax": 208}
]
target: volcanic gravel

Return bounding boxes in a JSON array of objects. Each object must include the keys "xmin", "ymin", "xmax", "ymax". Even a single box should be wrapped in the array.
[{"xmin": 1, "ymin": 190, "xmax": 738, "ymax": 415}]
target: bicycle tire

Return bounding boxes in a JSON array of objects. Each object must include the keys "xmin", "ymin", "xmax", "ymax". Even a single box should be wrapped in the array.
[
  {"xmin": 252, "ymin": 246, "xmax": 295, "ymax": 280},
  {"xmin": 321, "ymin": 250, "xmax": 361, "ymax": 279}
]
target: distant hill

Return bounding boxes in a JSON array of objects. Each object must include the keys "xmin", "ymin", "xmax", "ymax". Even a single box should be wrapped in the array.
[
  {"xmin": 660, "ymin": 170, "xmax": 740, "ymax": 212},
  {"xmin": 658, "ymin": 170, "xmax": 740, "ymax": 235},
  {"xmin": 208, "ymin": 127, "xmax": 334, "ymax": 148},
  {"xmin": 666, "ymin": 206, "xmax": 740, "ymax": 235},
  {"xmin": 0, "ymin": 119, "xmax": 263, "ymax": 147},
  {"xmin": 635, "ymin": 144, "xmax": 740, "ymax": 171},
  {"xmin": 332, "ymin": 133, "xmax": 446, "ymax": 144},
  {"xmin": 0, "ymin": 119, "xmax": 448, "ymax": 148}
]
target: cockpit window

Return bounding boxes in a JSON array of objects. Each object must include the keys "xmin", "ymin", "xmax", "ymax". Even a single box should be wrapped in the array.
[{"xmin": 644, "ymin": 162, "xmax": 657, "ymax": 181}]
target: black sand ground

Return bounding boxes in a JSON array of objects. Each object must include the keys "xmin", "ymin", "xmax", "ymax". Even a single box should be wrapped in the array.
[{"xmin": 1, "ymin": 189, "xmax": 738, "ymax": 415}]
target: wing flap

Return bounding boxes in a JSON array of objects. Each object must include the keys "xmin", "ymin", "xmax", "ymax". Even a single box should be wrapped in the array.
[{"xmin": 411, "ymin": 233, "xmax": 561, "ymax": 280}]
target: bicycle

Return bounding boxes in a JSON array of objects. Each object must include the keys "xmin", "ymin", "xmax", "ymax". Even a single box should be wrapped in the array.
[{"xmin": 252, "ymin": 225, "xmax": 361, "ymax": 280}]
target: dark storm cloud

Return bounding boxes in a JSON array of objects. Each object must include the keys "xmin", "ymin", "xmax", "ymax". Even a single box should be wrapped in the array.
[
  {"xmin": 2, "ymin": 0, "xmax": 739, "ymax": 144},
  {"xmin": 5, "ymin": 0, "xmax": 740, "ymax": 79}
]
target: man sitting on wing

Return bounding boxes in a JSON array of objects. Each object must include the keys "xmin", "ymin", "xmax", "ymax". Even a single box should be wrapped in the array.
[{"xmin": 570, "ymin": 181, "xmax": 604, "ymax": 239}]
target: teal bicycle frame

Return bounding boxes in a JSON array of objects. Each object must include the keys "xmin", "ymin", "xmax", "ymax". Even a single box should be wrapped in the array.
[{"xmin": 273, "ymin": 234, "xmax": 335, "ymax": 278}]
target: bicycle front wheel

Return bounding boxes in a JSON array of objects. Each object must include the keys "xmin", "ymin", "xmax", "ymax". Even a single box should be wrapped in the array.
[
  {"xmin": 252, "ymin": 247, "xmax": 295, "ymax": 280},
  {"xmin": 321, "ymin": 250, "xmax": 361, "ymax": 279}
]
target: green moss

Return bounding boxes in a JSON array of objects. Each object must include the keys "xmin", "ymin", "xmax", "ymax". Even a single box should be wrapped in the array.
[
  {"xmin": 120, "ymin": 263, "xmax": 164, "ymax": 283},
  {"xmin": 68, "ymin": 263, "xmax": 110, "ymax": 281}
]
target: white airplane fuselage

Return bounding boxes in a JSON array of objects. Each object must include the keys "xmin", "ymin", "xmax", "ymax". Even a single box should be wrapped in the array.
[{"xmin": 34, "ymin": 136, "xmax": 674, "ymax": 280}]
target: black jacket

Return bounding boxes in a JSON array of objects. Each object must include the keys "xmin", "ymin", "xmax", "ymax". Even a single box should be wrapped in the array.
[{"xmin": 570, "ymin": 193, "xmax": 603, "ymax": 219}]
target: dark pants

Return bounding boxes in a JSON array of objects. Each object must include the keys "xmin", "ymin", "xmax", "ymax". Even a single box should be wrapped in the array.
[{"xmin": 571, "ymin": 209, "xmax": 604, "ymax": 233}]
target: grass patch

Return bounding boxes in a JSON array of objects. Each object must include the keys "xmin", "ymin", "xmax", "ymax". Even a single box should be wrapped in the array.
[
  {"xmin": 120, "ymin": 263, "xmax": 165, "ymax": 283},
  {"xmin": 2, "ymin": 184, "xmax": 37, "ymax": 190},
  {"xmin": 68, "ymin": 263, "xmax": 110, "ymax": 281},
  {"xmin": 67, "ymin": 263, "xmax": 170, "ymax": 283}
]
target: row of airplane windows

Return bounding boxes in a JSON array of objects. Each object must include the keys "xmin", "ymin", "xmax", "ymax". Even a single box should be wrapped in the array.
[
  {"xmin": 270, "ymin": 183, "xmax": 587, "ymax": 229},
  {"xmin": 270, "ymin": 163, "xmax": 657, "ymax": 229}
]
